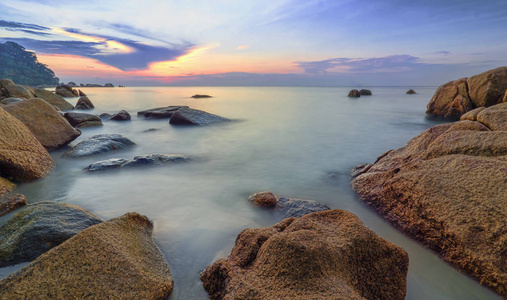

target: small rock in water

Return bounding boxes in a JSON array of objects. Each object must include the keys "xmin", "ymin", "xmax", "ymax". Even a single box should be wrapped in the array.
[
  {"xmin": 191, "ymin": 94, "xmax": 212, "ymax": 98},
  {"xmin": 86, "ymin": 154, "xmax": 191, "ymax": 172},
  {"xmin": 75, "ymin": 96, "xmax": 95, "ymax": 109},
  {"xmin": 406, "ymin": 89, "xmax": 417, "ymax": 94},
  {"xmin": 64, "ymin": 112, "xmax": 103, "ymax": 128},
  {"xmin": 348, "ymin": 89, "xmax": 360, "ymax": 97},
  {"xmin": 359, "ymin": 89, "xmax": 372, "ymax": 95},
  {"xmin": 63, "ymin": 134, "xmax": 136, "ymax": 157},
  {"xmin": 248, "ymin": 191, "xmax": 277, "ymax": 207},
  {"xmin": 137, "ymin": 106, "xmax": 188, "ymax": 119},
  {"xmin": 169, "ymin": 107, "xmax": 229, "ymax": 126},
  {"xmin": 277, "ymin": 197, "xmax": 330, "ymax": 217},
  {"xmin": 109, "ymin": 110, "xmax": 131, "ymax": 121},
  {"xmin": 99, "ymin": 113, "xmax": 112, "ymax": 119},
  {"xmin": 86, "ymin": 158, "xmax": 128, "ymax": 172}
]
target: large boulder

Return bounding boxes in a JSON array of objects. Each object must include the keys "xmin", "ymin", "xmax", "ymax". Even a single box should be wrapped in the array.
[
  {"xmin": 169, "ymin": 107, "xmax": 229, "ymax": 126},
  {"xmin": 201, "ymin": 209, "xmax": 409, "ymax": 300},
  {"xmin": 34, "ymin": 88, "xmax": 74, "ymax": 110},
  {"xmin": 468, "ymin": 66, "xmax": 507, "ymax": 107},
  {"xmin": 64, "ymin": 112, "xmax": 102, "ymax": 128},
  {"xmin": 351, "ymin": 103, "xmax": 507, "ymax": 297},
  {"xmin": 426, "ymin": 78, "xmax": 473, "ymax": 120},
  {"xmin": 86, "ymin": 154, "xmax": 191, "ymax": 172},
  {"xmin": 138, "ymin": 106, "xmax": 188, "ymax": 119},
  {"xmin": 63, "ymin": 134, "xmax": 135, "ymax": 157},
  {"xmin": 0, "ymin": 201, "xmax": 103, "ymax": 267},
  {"xmin": 0, "ymin": 97, "xmax": 23, "ymax": 105},
  {"xmin": 75, "ymin": 96, "xmax": 95, "ymax": 109},
  {"xmin": 0, "ymin": 213, "xmax": 174, "ymax": 299},
  {"xmin": 55, "ymin": 84, "xmax": 78, "ymax": 97},
  {"xmin": 3, "ymin": 98, "xmax": 81, "ymax": 150},
  {"xmin": 3, "ymin": 83, "xmax": 34, "ymax": 99},
  {"xmin": 0, "ymin": 107, "xmax": 54, "ymax": 181}
]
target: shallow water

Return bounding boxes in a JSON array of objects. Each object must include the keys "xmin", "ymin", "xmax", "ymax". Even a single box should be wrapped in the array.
[{"xmin": 0, "ymin": 86, "xmax": 501, "ymax": 299}]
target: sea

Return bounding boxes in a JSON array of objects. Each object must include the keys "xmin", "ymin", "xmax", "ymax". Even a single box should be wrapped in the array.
[{"xmin": 0, "ymin": 86, "xmax": 502, "ymax": 299}]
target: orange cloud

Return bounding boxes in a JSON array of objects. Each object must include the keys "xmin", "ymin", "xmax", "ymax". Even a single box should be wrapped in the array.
[{"xmin": 236, "ymin": 45, "xmax": 250, "ymax": 50}]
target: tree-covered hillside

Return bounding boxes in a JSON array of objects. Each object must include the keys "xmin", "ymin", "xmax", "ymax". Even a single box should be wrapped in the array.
[{"xmin": 0, "ymin": 41, "xmax": 59, "ymax": 86}]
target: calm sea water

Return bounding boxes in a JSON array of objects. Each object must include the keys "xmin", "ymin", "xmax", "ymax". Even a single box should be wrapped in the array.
[{"xmin": 0, "ymin": 87, "xmax": 501, "ymax": 299}]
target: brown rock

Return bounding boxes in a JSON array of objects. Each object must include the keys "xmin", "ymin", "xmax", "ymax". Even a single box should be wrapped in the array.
[
  {"xmin": 426, "ymin": 78, "xmax": 474, "ymax": 120},
  {"xmin": 476, "ymin": 102, "xmax": 507, "ymax": 131},
  {"xmin": 201, "ymin": 209, "xmax": 409, "ymax": 300},
  {"xmin": 34, "ymin": 88, "xmax": 74, "ymax": 110},
  {"xmin": 4, "ymin": 83, "xmax": 34, "ymax": 99},
  {"xmin": 406, "ymin": 89, "xmax": 417, "ymax": 94},
  {"xmin": 0, "ymin": 193, "xmax": 27, "ymax": 217},
  {"xmin": 468, "ymin": 66, "xmax": 507, "ymax": 107},
  {"xmin": 248, "ymin": 191, "xmax": 277, "ymax": 207},
  {"xmin": 0, "ymin": 212, "xmax": 174, "ymax": 299},
  {"xmin": 78, "ymin": 89, "xmax": 86, "ymax": 96},
  {"xmin": 0, "ymin": 177, "xmax": 16, "ymax": 198},
  {"xmin": 460, "ymin": 107, "xmax": 486, "ymax": 121},
  {"xmin": 55, "ymin": 84, "xmax": 78, "ymax": 97},
  {"xmin": 359, "ymin": 89, "xmax": 372, "ymax": 95},
  {"xmin": 64, "ymin": 112, "xmax": 102, "ymax": 128},
  {"xmin": 0, "ymin": 79, "xmax": 14, "ymax": 89},
  {"xmin": 351, "ymin": 105, "xmax": 507, "ymax": 297},
  {"xmin": 0, "ymin": 107, "xmax": 54, "ymax": 181},
  {"xmin": 348, "ymin": 89, "xmax": 360, "ymax": 97},
  {"xmin": 75, "ymin": 96, "xmax": 95, "ymax": 109},
  {"xmin": 3, "ymin": 98, "xmax": 81, "ymax": 150}
]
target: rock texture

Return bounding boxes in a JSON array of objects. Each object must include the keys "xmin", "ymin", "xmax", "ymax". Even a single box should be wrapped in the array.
[
  {"xmin": 351, "ymin": 102, "xmax": 507, "ymax": 297},
  {"xmin": 359, "ymin": 89, "xmax": 372, "ymax": 95},
  {"xmin": 75, "ymin": 96, "xmax": 95, "ymax": 109},
  {"xmin": 248, "ymin": 192, "xmax": 330, "ymax": 217},
  {"xmin": 55, "ymin": 84, "xmax": 78, "ymax": 97},
  {"xmin": 109, "ymin": 109, "xmax": 131, "ymax": 121},
  {"xmin": 64, "ymin": 112, "xmax": 102, "ymax": 128},
  {"xmin": 86, "ymin": 154, "xmax": 191, "ymax": 172},
  {"xmin": 3, "ymin": 83, "xmax": 34, "ymax": 99},
  {"xmin": 427, "ymin": 67, "xmax": 507, "ymax": 119},
  {"xmin": 406, "ymin": 89, "xmax": 417, "ymax": 94},
  {"xmin": 348, "ymin": 89, "xmax": 360, "ymax": 97},
  {"xmin": 0, "ymin": 107, "xmax": 54, "ymax": 181},
  {"xmin": 0, "ymin": 201, "xmax": 103, "ymax": 267},
  {"xmin": 169, "ymin": 107, "xmax": 229, "ymax": 126},
  {"xmin": 0, "ymin": 193, "xmax": 27, "ymax": 217},
  {"xmin": 34, "ymin": 88, "xmax": 74, "ymax": 111},
  {"xmin": 63, "ymin": 134, "xmax": 135, "ymax": 157},
  {"xmin": 3, "ymin": 98, "xmax": 81, "ymax": 150},
  {"xmin": 0, "ymin": 98, "xmax": 23, "ymax": 105},
  {"xmin": 0, "ymin": 177, "xmax": 16, "ymax": 198},
  {"xmin": 248, "ymin": 191, "xmax": 277, "ymax": 207},
  {"xmin": 201, "ymin": 209, "xmax": 409, "ymax": 300},
  {"xmin": 138, "ymin": 106, "xmax": 189, "ymax": 119},
  {"xmin": 0, "ymin": 213, "xmax": 174, "ymax": 299}
]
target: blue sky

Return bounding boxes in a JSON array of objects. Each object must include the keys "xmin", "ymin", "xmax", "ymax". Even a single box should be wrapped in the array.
[{"xmin": 1, "ymin": 0, "xmax": 506, "ymax": 86}]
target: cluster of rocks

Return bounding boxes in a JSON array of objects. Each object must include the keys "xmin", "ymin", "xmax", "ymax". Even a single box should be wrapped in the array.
[
  {"xmin": 248, "ymin": 191, "xmax": 330, "ymax": 218},
  {"xmin": 347, "ymin": 89, "xmax": 372, "ymax": 97},
  {"xmin": 66, "ymin": 82, "xmax": 115, "ymax": 88},
  {"xmin": 352, "ymin": 101, "xmax": 507, "ymax": 297},
  {"xmin": 426, "ymin": 66, "xmax": 507, "ymax": 119}
]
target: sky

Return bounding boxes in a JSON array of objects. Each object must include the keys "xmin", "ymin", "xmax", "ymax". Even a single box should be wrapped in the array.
[{"xmin": 1, "ymin": 0, "xmax": 507, "ymax": 86}]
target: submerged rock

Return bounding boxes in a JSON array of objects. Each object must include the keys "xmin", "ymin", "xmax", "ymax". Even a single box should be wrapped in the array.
[
  {"xmin": 75, "ymin": 96, "xmax": 95, "ymax": 109},
  {"xmin": 137, "ymin": 106, "xmax": 188, "ymax": 119},
  {"xmin": 63, "ymin": 134, "xmax": 136, "ymax": 157},
  {"xmin": 0, "ymin": 107, "xmax": 54, "ymax": 181},
  {"xmin": 86, "ymin": 154, "xmax": 191, "ymax": 172},
  {"xmin": 201, "ymin": 209, "xmax": 409, "ymax": 300},
  {"xmin": 3, "ymin": 98, "xmax": 81, "ymax": 150},
  {"xmin": 109, "ymin": 110, "xmax": 131, "ymax": 121},
  {"xmin": 64, "ymin": 112, "xmax": 102, "ymax": 128},
  {"xmin": 169, "ymin": 107, "xmax": 229, "ymax": 126},
  {"xmin": 348, "ymin": 89, "xmax": 360, "ymax": 97},
  {"xmin": 34, "ymin": 88, "xmax": 74, "ymax": 111},
  {"xmin": 406, "ymin": 89, "xmax": 417, "ymax": 94},
  {"xmin": 248, "ymin": 192, "xmax": 330, "ymax": 217},
  {"xmin": 191, "ymin": 94, "xmax": 212, "ymax": 98},
  {"xmin": 0, "ymin": 213, "xmax": 174, "ymax": 299},
  {"xmin": 359, "ymin": 89, "xmax": 372, "ymax": 95},
  {"xmin": 0, "ymin": 201, "xmax": 103, "ymax": 267},
  {"xmin": 352, "ymin": 102, "xmax": 507, "ymax": 297}
]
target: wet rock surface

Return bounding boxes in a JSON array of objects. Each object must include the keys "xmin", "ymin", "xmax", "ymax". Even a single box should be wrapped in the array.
[
  {"xmin": 201, "ymin": 209, "xmax": 409, "ymax": 300},
  {"xmin": 169, "ymin": 107, "xmax": 229, "ymax": 126},
  {"xmin": 248, "ymin": 192, "xmax": 330, "ymax": 217},
  {"xmin": 63, "ymin": 134, "xmax": 136, "ymax": 157},
  {"xmin": 352, "ymin": 102, "xmax": 507, "ymax": 297},
  {"xmin": 64, "ymin": 112, "xmax": 102, "ymax": 128},
  {"xmin": 55, "ymin": 84, "xmax": 78, "ymax": 97},
  {"xmin": 109, "ymin": 109, "xmax": 131, "ymax": 121},
  {"xmin": 75, "ymin": 96, "xmax": 95, "ymax": 109},
  {"xmin": 0, "ymin": 201, "xmax": 103, "ymax": 267},
  {"xmin": 0, "ymin": 213, "xmax": 174, "ymax": 299},
  {"xmin": 137, "ymin": 106, "xmax": 188, "ymax": 119},
  {"xmin": 86, "ymin": 154, "xmax": 191, "ymax": 172},
  {"xmin": 0, "ymin": 193, "xmax": 27, "ymax": 217},
  {"xmin": 33, "ymin": 89, "xmax": 74, "ymax": 111},
  {"xmin": 348, "ymin": 89, "xmax": 360, "ymax": 97}
]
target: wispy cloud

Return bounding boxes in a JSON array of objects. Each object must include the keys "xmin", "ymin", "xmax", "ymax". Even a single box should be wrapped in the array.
[
  {"xmin": 0, "ymin": 19, "xmax": 50, "ymax": 31},
  {"xmin": 236, "ymin": 44, "xmax": 249, "ymax": 50}
]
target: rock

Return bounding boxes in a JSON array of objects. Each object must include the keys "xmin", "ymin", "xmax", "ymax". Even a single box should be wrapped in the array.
[
  {"xmin": 75, "ymin": 96, "xmax": 95, "ymax": 109},
  {"xmin": 467, "ymin": 66, "xmax": 507, "ymax": 107},
  {"xmin": 0, "ymin": 213, "xmax": 173, "ymax": 299},
  {"xmin": 55, "ymin": 84, "xmax": 78, "ymax": 97},
  {"xmin": 460, "ymin": 107, "xmax": 486, "ymax": 121},
  {"xmin": 351, "ymin": 103, "xmax": 507, "ymax": 297},
  {"xmin": 64, "ymin": 112, "xmax": 103, "ymax": 128},
  {"xmin": 137, "ymin": 106, "xmax": 188, "ymax": 119},
  {"xmin": 0, "ymin": 177, "xmax": 16, "ymax": 198},
  {"xmin": 201, "ymin": 209, "xmax": 409, "ymax": 300},
  {"xmin": 63, "ymin": 134, "xmax": 135, "ymax": 157},
  {"xmin": 348, "ymin": 89, "xmax": 360, "ymax": 97},
  {"xmin": 476, "ymin": 102, "xmax": 507, "ymax": 131},
  {"xmin": 109, "ymin": 110, "xmax": 131, "ymax": 121},
  {"xmin": 0, "ymin": 97, "xmax": 23, "ymax": 105},
  {"xmin": 248, "ymin": 191, "xmax": 277, "ymax": 207},
  {"xmin": 426, "ymin": 78, "xmax": 473, "ymax": 120},
  {"xmin": 34, "ymin": 88, "xmax": 74, "ymax": 110},
  {"xmin": 191, "ymin": 94, "xmax": 212, "ymax": 98},
  {"xmin": 84, "ymin": 83, "xmax": 103, "ymax": 87},
  {"xmin": 86, "ymin": 154, "xmax": 190, "ymax": 172},
  {"xmin": 359, "ymin": 89, "xmax": 372, "ymax": 95},
  {"xmin": 67, "ymin": 82, "xmax": 77, "ymax": 87},
  {"xmin": 104, "ymin": 83, "xmax": 114, "ymax": 87},
  {"xmin": 3, "ymin": 98, "xmax": 81, "ymax": 150},
  {"xmin": 4, "ymin": 83, "xmax": 34, "ymax": 99},
  {"xmin": 0, "ymin": 193, "xmax": 27, "ymax": 217},
  {"xmin": 99, "ymin": 112, "xmax": 112, "ymax": 119},
  {"xmin": 0, "ymin": 107, "xmax": 54, "ymax": 181},
  {"xmin": 169, "ymin": 107, "xmax": 229, "ymax": 126},
  {"xmin": 406, "ymin": 89, "xmax": 417, "ymax": 94},
  {"xmin": 78, "ymin": 89, "xmax": 86, "ymax": 96},
  {"xmin": 277, "ymin": 197, "xmax": 330, "ymax": 217},
  {"xmin": 0, "ymin": 78, "xmax": 15, "ymax": 89},
  {"xmin": 0, "ymin": 201, "xmax": 103, "ymax": 267},
  {"xmin": 350, "ymin": 163, "xmax": 373, "ymax": 178}
]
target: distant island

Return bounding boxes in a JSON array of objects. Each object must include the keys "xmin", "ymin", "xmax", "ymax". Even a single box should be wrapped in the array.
[{"xmin": 0, "ymin": 41, "xmax": 59, "ymax": 86}]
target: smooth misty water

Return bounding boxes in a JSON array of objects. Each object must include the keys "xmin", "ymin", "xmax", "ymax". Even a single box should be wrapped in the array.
[{"xmin": 0, "ymin": 87, "xmax": 501, "ymax": 299}]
